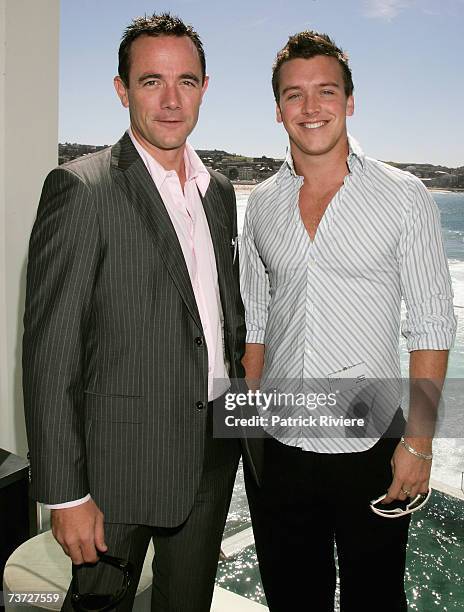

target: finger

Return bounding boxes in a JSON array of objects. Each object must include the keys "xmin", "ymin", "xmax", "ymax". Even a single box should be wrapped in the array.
[
  {"xmin": 94, "ymin": 515, "xmax": 108, "ymax": 553},
  {"xmin": 67, "ymin": 543, "xmax": 85, "ymax": 566},
  {"xmin": 418, "ymin": 480, "xmax": 430, "ymax": 495},
  {"xmin": 80, "ymin": 536, "xmax": 100, "ymax": 564},
  {"xmin": 58, "ymin": 541, "xmax": 71, "ymax": 558},
  {"xmin": 52, "ymin": 528, "xmax": 70, "ymax": 558},
  {"xmin": 382, "ymin": 478, "xmax": 404, "ymax": 504},
  {"xmin": 400, "ymin": 482, "xmax": 414, "ymax": 499},
  {"xmin": 382, "ymin": 482, "xmax": 400, "ymax": 503},
  {"xmin": 382, "ymin": 489, "xmax": 398, "ymax": 504}
]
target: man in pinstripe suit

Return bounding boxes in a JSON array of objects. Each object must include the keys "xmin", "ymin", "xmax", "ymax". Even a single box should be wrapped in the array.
[
  {"xmin": 23, "ymin": 13, "xmax": 247, "ymax": 612},
  {"xmin": 241, "ymin": 31, "xmax": 456, "ymax": 611}
]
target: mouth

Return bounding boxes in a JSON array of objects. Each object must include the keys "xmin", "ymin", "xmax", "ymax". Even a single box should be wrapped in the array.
[
  {"xmin": 156, "ymin": 119, "xmax": 184, "ymax": 127},
  {"xmin": 300, "ymin": 121, "xmax": 328, "ymax": 129}
]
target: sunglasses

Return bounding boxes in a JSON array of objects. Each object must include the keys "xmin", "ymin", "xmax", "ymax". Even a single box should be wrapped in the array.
[
  {"xmin": 370, "ymin": 488, "xmax": 431, "ymax": 519},
  {"xmin": 71, "ymin": 554, "xmax": 133, "ymax": 612}
]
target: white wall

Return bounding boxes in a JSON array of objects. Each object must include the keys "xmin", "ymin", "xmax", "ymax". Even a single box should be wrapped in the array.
[{"xmin": 0, "ymin": 0, "xmax": 60, "ymax": 455}]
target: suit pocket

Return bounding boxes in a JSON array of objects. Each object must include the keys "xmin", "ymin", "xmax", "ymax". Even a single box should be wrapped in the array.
[{"xmin": 84, "ymin": 391, "xmax": 144, "ymax": 423}]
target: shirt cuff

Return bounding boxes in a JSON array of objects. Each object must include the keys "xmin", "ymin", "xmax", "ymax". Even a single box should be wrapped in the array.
[
  {"xmin": 246, "ymin": 330, "xmax": 266, "ymax": 344},
  {"xmin": 407, "ymin": 337, "xmax": 455, "ymax": 351},
  {"xmin": 45, "ymin": 494, "xmax": 91, "ymax": 509}
]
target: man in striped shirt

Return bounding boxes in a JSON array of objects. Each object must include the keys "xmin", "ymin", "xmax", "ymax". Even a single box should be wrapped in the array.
[{"xmin": 240, "ymin": 31, "xmax": 456, "ymax": 611}]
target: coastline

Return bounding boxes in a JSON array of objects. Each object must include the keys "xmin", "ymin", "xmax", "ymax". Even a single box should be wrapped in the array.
[
  {"xmin": 428, "ymin": 187, "xmax": 464, "ymax": 193},
  {"xmin": 233, "ymin": 182, "xmax": 464, "ymax": 194}
]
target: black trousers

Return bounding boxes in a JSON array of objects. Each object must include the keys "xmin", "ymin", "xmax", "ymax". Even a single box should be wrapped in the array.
[
  {"xmin": 245, "ymin": 410, "xmax": 411, "ymax": 612},
  {"xmin": 62, "ymin": 404, "xmax": 240, "ymax": 612}
]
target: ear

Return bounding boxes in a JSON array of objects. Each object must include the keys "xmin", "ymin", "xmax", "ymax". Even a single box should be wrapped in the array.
[
  {"xmin": 276, "ymin": 103, "xmax": 283, "ymax": 124},
  {"xmin": 114, "ymin": 76, "xmax": 129, "ymax": 108},
  {"xmin": 346, "ymin": 94, "xmax": 354, "ymax": 117},
  {"xmin": 200, "ymin": 74, "xmax": 210, "ymax": 104}
]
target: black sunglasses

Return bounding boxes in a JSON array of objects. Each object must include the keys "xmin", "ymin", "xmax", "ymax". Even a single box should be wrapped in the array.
[{"xmin": 71, "ymin": 554, "xmax": 133, "ymax": 612}]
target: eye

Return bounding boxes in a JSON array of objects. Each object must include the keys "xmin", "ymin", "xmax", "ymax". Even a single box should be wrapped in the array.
[
  {"xmin": 321, "ymin": 89, "xmax": 335, "ymax": 96},
  {"xmin": 287, "ymin": 92, "xmax": 301, "ymax": 101},
  {"xmin": 144, "ymin": 79, "xmax": 160, "ymax": 87},
  {"xmin": 181, "ymin": 79, "xmax": 198, "ymax": 88}
]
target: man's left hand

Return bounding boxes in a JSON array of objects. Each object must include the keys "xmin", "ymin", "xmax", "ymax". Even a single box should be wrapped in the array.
[{"xmin": 382, "ymin": 439, "xmax": 432, "ymax": 504}]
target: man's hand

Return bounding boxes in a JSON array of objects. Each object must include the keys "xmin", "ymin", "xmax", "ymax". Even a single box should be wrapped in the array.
[
  {"xmin": 51, "ymin": 498, "xmax": 107, "ymax": 564},
  {"xmin": 382, "ymin": 439, "xmax": 432, "ymax": 504},
  {"xmin": 242, "ymin": 343, "xmax": 265, "ymax": 391},
  {"xmin": 382, "ymin": 349, "xmax": 448, "ymax": 504}
]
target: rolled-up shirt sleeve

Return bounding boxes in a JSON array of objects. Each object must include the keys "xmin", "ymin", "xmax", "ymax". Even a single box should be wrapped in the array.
[
  {"xmin": 240, "ymin": 196, "xmax": 270, "ymax": 344},
  {"xmin": 399, "ymin": 179, "xmax": 457, "ymax": 351}
]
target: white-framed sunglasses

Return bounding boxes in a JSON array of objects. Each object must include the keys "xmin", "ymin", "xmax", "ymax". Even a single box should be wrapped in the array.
[{"xmin": 370, "ymin": 488, "xmax": 432, "ymax": 519}]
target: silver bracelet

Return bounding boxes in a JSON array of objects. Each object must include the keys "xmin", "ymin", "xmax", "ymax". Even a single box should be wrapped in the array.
[{"xmin": 400, "ymin": 436, "xmax": 433, "ymax": 461}]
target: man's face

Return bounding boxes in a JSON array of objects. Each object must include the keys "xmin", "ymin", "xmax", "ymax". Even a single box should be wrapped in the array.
[
  {"xmin": 114, "ymin": 35, "xmax": 208, "ymax": 158},
  {"xmin": 276, "ymin": 55, "xmax": 354, "ymax": 159}
]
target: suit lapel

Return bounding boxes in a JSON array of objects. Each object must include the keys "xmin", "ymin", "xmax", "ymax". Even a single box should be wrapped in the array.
[
  {"xmin": 199, "ymin": 178, "xmax": 233, "ymax": 322},
  {"xmin": 110, "ymin": 133, "xmax": 202, "ymax": 331}
]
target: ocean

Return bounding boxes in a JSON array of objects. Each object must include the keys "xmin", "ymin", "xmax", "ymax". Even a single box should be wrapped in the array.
[{"xmin": 218, "ymin": 187, "xmax": 464, "ymax": 610}]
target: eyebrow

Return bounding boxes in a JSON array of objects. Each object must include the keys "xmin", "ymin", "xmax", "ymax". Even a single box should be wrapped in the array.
[
  {"xmin": 281, "ymin": 81, "xmax": 341, "ymax": 96},
  {"xmin": 179, "ymin": 72, "xmax": 201, "ymax": 83},
  {"xmin": 281, "ymin": 85, "xmax": 301, "ymax": 96},
  {"xmin": 137, "ymin": 72, "xmax": 201, "ymax": 84},
  {"xmin": 138, "ymin": 73, "xmax": 162, "ymax": 83}
]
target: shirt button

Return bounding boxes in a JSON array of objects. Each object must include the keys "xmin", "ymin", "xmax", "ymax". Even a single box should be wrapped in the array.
[
  {"xmin": 195, "ymin": 401, "xmax": 205, "ymax": 410},
  {"xmin": 195, "ymin": 336, "xmax": 204, "ymax": 346}
]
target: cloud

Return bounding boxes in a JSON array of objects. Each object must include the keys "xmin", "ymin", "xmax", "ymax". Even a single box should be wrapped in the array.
[{"xmin": 363, "ymin": 0, "xmax": 413, "ymax": 20}]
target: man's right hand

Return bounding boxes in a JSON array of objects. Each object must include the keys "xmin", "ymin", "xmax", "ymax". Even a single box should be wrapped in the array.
[{"xmin": 51, "ymin": 498, "xmax": 107, "ymax": 565}]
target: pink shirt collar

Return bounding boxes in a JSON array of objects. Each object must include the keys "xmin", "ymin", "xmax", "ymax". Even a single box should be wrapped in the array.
[{"xmin": 127, "ymin": 127, "xmax": 210, "ymax": 196}]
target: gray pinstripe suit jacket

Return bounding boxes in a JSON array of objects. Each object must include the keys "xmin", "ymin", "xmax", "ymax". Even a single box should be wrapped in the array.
[{"xmin": 23, "ymin": 132, "xmax": 253, "ymax": 527}]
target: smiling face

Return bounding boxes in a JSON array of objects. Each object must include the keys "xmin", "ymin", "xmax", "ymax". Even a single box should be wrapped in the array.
[
  {"xmin": 114, "ymin": 34, "xmax": 208, "ymax": 163},
  {"xmin": 276, "ymin": 55, "xmax": 354, "ymax": 163}
]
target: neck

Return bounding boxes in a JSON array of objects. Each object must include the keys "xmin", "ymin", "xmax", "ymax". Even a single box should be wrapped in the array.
[
  {"xmin": 130, "ymin": 126, "xmax": 187, "ymax": 185},
  {"xmin": 291, "ymin": 138, "xmax": 350, "ymax": 189}
]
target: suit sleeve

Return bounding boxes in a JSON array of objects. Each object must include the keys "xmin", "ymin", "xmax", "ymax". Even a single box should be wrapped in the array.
[{"xmin": 23, "ymin": 167, "xmax": 101, "ymax": 504}]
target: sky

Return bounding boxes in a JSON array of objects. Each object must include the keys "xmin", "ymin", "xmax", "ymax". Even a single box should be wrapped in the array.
[{"xmin": 60, "ymin": 0, "xmax": 464, "ymax": 167}]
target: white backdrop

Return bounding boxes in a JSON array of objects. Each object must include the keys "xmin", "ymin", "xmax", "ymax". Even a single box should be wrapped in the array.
[{"xmin": 0, "ymin": 0, "xmax": 60, "ymax": 454}]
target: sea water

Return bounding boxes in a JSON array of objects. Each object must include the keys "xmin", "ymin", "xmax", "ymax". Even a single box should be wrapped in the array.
[{"xmin": 219, "ymin": 187, "xmax": 464, "ymax": 610}]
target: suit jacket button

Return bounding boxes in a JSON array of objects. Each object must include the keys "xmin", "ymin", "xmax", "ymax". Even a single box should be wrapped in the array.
[
  {"xmin": 196, "ymin": 401, "xmax": 205, "ymax": 410},
  {"xmin": 195, "ymin": 336, "xmax": 204, "ymax": 346}
]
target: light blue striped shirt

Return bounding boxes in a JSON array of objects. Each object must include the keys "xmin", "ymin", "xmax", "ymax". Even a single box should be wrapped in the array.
[{"xmin": 240, "ymin": 136, "xmax": 456, "ymax": 452}]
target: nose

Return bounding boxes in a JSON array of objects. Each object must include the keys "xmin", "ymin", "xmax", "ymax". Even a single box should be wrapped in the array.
[
  {"xmin": 160, "ymin": 84, "xmax": 181, "ymax": 110},
  {"xmin": 302, "ymin": 92, "xmax": 320, "ymax": 116}
]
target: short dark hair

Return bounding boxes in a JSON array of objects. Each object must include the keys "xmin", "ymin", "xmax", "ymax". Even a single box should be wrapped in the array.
[
  {"xmin": 272, "ymin": 31, "xmax": 354, "ymax": 103},
  {"xmin": 118, "ymin": 12, "xmax": 206, "ymax": 86}
]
